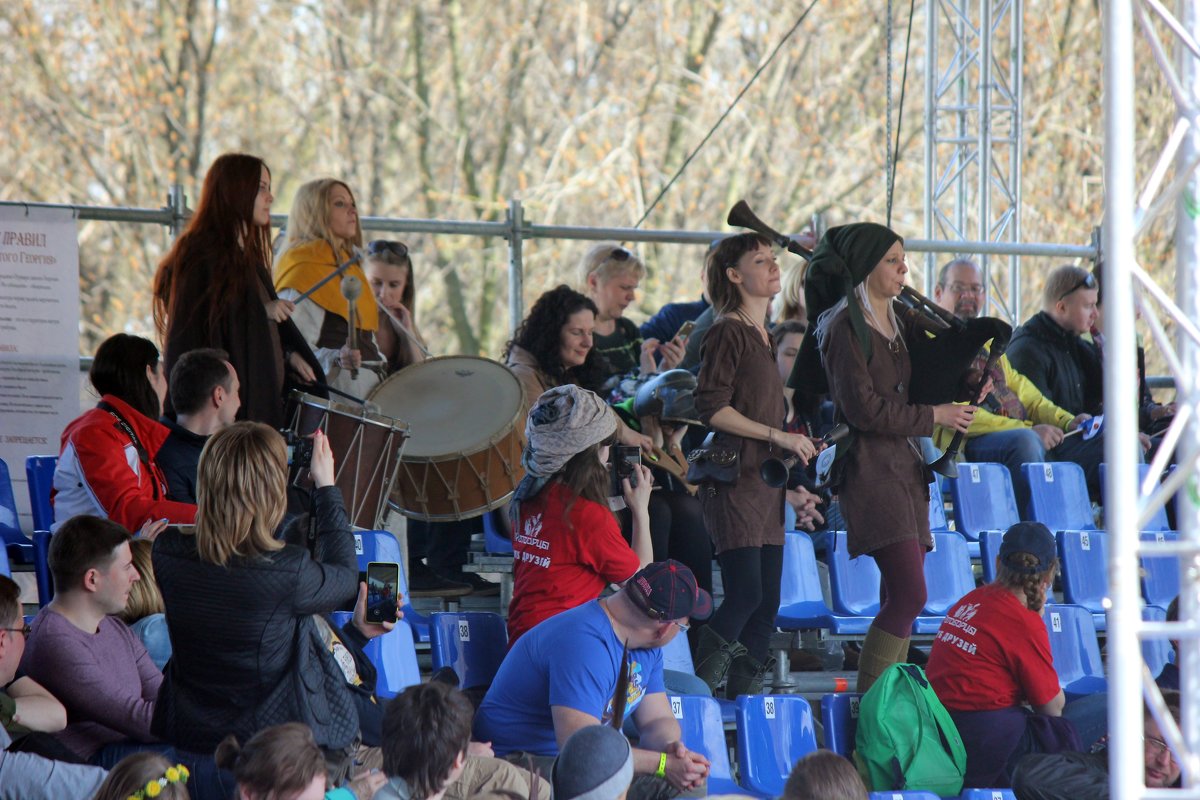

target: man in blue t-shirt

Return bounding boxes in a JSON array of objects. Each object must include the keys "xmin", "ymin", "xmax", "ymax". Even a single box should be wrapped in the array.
[{"xmin": 475, "ymin": 560, "xmax": 713, "ymax": 792}]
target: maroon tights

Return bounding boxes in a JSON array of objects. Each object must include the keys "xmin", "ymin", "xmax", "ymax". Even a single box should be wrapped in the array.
[{"xmin": 871, "ymin": 538, "xmax": 928, "ymax": 638}]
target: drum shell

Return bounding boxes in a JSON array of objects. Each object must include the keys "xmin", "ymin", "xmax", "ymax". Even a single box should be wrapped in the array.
[
  {"xmin": 368, "ymin": 356, "xmax": 526, "ymax": 521},
  {"xmin": 289, "ymin": 393, "xmax": 409, "ymax": 530}
]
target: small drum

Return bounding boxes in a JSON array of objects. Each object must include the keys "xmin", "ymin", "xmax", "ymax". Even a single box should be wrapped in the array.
[
  {"xmin": 287, "ymin": 392, "xmax": 410, "ymax": 530},
  {"xmin": 368, "ymin": 356, "xmax": 525, "ymax": 521}
]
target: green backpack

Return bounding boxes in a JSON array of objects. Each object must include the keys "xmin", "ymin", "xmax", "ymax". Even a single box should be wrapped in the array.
[{"xmin": 852, "ymin": 663, "xmax": 967, "ymax": 796}]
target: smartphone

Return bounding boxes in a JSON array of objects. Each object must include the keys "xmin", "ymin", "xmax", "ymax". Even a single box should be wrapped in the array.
[
  {"xmin": 675, "ymin": 319, "xmax": 697, "ymax": 341},
  {"xmin": 609, "ymin": 445, "xmax": 642, "ymax": 496},
  {"xmin": 365, "ymin": 561, "xmax": 400, "ymax": 624}
]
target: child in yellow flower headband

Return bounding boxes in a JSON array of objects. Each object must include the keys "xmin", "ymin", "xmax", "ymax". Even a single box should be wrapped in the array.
[{"xmin": 92, "ymin": 752, "xmax": 191, "ymax": 800}]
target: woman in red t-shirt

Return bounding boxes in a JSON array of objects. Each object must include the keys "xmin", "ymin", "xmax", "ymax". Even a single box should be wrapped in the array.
[
  {"xmin": 506, "ymin": 384, "xmax": 654, "ymax": 643},
  {"xmin": 926, "ymin": 522, "xmax": 1078, "ymax": 788}
]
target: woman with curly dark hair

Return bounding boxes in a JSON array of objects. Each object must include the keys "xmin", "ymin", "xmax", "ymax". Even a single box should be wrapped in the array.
[{"xmin": 504, "ymin": 285, "xmax": 651, "ymax": 452}]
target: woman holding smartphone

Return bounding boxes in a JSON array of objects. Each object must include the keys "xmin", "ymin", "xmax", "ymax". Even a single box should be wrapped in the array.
[
  {"xmin": 506, "ymin": 384, "xmax": 653, "ymax": 644},
  {"xmin": 152, "ymin": 422, "xmax": 359, "ymax": 762}
]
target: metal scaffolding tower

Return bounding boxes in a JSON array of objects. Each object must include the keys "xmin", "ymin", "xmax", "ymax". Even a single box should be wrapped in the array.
[
  {"xmin": 1107, "ymin": 1, "xmax": 1200, "ymax": 798},
  {"xmin": 923, "ymin": 0, "xmax": 1023, "ymax": 319}
]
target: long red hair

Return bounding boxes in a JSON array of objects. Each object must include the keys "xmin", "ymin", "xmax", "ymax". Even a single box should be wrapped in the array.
[{"xmin": 152, "ymin": 153, "xmax": 273, "ymax": 340}]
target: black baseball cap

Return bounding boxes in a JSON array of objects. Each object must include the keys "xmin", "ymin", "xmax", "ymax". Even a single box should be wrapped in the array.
[
  {"xmin": 626, "ymin": 560, "xmax": 713, "ymax": 622},
  {"xmin": 999, "ymin": 522, "xmax": 1057, "ymax": 574}
]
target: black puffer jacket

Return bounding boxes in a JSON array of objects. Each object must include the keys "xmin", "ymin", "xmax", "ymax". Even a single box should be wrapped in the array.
[
  {"xmin": 1012, "ymin": 746, "xmax": 1181, "ymax": 800},
  {"xmin": 1006, "ymin": 311, "xmax": 1103, "ymax": 416},
  {"xmin": 151, "ymin": 486, "xmax": 359, "ymax": 752}
]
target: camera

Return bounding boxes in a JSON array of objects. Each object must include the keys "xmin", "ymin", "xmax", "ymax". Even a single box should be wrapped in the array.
[
  {"xmin": 280, "ymin": 428, "xmax": 314, "ymax": 470},
  {"xmin": 609, "ymin": 445, "xmax": 642, "ymax": 496}
]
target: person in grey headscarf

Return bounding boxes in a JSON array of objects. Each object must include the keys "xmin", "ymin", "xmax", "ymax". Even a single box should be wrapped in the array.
[{"xmin": 506, "ymin": 384, "xmax": 654, "ymax": 644}]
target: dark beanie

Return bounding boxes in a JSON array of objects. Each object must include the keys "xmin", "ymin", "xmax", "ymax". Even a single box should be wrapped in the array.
[
  {"xmin": 551, "ymin": 725, "xmax": 634, "ymax": 800},
  {"xmin": 788, "ymin": 222, "xmax": 902, "ymax": 394}
]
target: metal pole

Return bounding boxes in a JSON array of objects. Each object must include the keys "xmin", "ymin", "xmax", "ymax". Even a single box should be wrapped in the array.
[
  {"xmin": 1011, "ymin": 0, "xmax": 1025, "ymax": 321},
  {"xmin": 507, "ymin": 198, "xmax": 525, "ymax": 333},
  {"xmin": 1176, "ymin": 0, "xmax": 1200, "ymax": 791},
  {"xmin": 167, "ymin": 184, "xmax": 187, "ymax": 238},
  {"xmin": 1102, "ymin": 0, "xmax": 1143, "ymax": 797},
  {"xmin": 978, "ymin": 0, "xmax": 992, "ymax": 315},
  {"xmin": 924, "ymin": 0, "xmax": 937, "ymax": 296}
]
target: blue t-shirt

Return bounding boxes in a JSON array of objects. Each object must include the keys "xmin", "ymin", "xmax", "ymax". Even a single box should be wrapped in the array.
[{"xmin": 474, "ymin": 600, "xmax": 665, "ymax": 756}]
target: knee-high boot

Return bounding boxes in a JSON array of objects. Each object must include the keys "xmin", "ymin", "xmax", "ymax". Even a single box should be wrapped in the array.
[{"xmin": 855, "ymin": 624, "xmax": 909, "ymax": 693}]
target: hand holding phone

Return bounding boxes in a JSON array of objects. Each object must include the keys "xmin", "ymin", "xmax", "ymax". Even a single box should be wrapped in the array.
[{"xmin": 363, "ymin": 563, "xmax": 400, "ymax": 626}]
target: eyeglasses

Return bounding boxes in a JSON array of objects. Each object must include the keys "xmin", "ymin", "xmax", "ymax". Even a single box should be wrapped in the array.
[
  {"xmin": 1145, "ymin": 735, "xmax": 1176, "ymax": 761},
  {"xmin": 367, "ymin": 240, "xmax": 409, "ymax": 259},
  {"xmin": 946, "ymin": 282, "xmax": 985, "ymax": 295},
  {"xmin": 672, "ymin": 620, "xmax": 691, "ymax": 632},
  {"xmin": 1057, "ymin": 272, "xmax": 1097, "ymax": 302},
  {"xmin": 1, "ymin": 623, "xmax": 30, "ymax": 637}
]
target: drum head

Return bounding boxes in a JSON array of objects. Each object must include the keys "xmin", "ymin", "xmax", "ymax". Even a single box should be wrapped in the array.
[{"xmin": 369, "ymin": 356, "xmax": 523, "ymax": 458}]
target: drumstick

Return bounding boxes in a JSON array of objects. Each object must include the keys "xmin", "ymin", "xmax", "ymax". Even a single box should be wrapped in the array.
[
  {"xmin": 341, "ymin": 275, "xmax": 362, "ymax": 380},
  {"xmin": 294, "ymin": 249, "xmax": 365, "ymax": 304}
]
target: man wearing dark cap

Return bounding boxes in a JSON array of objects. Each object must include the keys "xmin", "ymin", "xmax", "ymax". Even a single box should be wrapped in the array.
[{"xmin": 474, "ymin": 560, "xmax": 712, "ymax": 792}]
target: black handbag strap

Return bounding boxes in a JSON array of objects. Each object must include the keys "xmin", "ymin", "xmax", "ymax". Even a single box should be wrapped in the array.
[{"xmin": 96, "ymin": 400, "xmax": 161, "ymax": 501}]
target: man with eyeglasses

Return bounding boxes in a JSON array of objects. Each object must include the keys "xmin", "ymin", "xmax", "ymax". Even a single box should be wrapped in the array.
[
  {"xmin": 474, "ymin": 560, "xmax": 712, "ymax": 792},
  {"xmin": 932, "ymin": 259, "xmax": 1103, "ymax": 515},
  {"xmin": 1011, "ymin": 690, "xmax": 1182, "ymax": 798},
  {"xmin": 0, "ymin": 574, "xmax": 109, "ymax": 798}
]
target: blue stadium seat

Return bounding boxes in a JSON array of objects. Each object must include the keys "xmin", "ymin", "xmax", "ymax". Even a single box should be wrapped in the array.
[
  {"xmin": 959, "ymin": 791, "xmax": 1017, "ymax": 800},
  {"xmin": 429, "ymin": 611, "xmax": 508, "ymax": 690},
  {"xmin": 1100, "ymin": 463, "xmax": 1172, "ymax": 532},
  {"xmin": 952, "ymin": 462, "xmax": 1020, "ymax": 542},
  {"xmin": 662, "ymin": 627, "xmax": 695, "ymax": 675},
  {"xmin": 1142, "ymin": 605, "xmax": 1172, "ymax": 681},
  {"xmin": 354, "ymin": 530, "xmax": 430, "ymax": 642},
  {"xmin": 928, "ymin": 480, "xmax": 950, "ymax": 533},
  {"xmin": 1022, "ymin": 462, "xmax": 1097, "ymax": 531},
  {"xmin": 820, "ymin": 692, "xmax": 863, "ymax": 757},
  {"xmin": 1043, "ymin": 604, "xmax": 1107, "ymax": 699},
  {"xmin": 0, "ymin": 459, "xmax": 32, "ymax": 563},
  {"xmin": 978, "ymin": 530, "xmax": 1004, "ymax": 585},
  {"xmin": 330, "ymin": 610, "xmax": 421, "ymax": 700},
  {"xmin": 482, "ymin": 512, "xmax": 513, "ymax": 555},
  {"xmin": 827, "ymin": 533, "xmax": 881, "ymax": 628},
  {"xmin": 913, "ymin": 533, "xmax": 975, "ymax": 634},
  {"xmin": 1140, "ymin": 531, "xmax": 1179, "ymax": 610},
  {"xmin": 734, "ymin": 694, "xmax": 819, "ymax": 797},
  {"xmin": 1056, "ymin": 531, "xmax": 1109, "ymax": 631},
  {"xmin": 669, "ymin": 694, "xmax": 741, "ymax": 795},
  {"xmin": 24, "ymin": 456, "xmax": 57, "ymax": 534},
  {"xmin": 869, "ymin": 794, "xmax": 942, "ymax": 800},
  {"xmin": 777, "ymin": 533, "xmax": 871, "ymax": 635}
]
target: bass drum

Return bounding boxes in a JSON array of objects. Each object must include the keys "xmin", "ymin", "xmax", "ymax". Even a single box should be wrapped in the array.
[{"xmin": 368, "ymin": 356, "xmax": 525, "ymax": 521}]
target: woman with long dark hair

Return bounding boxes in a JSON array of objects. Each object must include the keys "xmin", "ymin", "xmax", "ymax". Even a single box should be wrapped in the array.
[
  {"xmin": 53, "ymin": 333, "xmax": 196, "ymax": 531},
  {"xmin": 690, "ymin": 234, "xmax": 818, "ymax": 698},
  {"xmin": 152, "ymin": 153, "xmax": 321, "ymax": 428}
]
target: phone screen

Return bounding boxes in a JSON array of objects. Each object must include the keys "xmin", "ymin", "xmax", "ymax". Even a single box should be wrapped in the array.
[
  {"xmin": 365, "ymin": 561, "xmax": 400, "ymax": 624},
  {"xmin": 675, "ymin": 319, "xmax": 696, "ymax": 340}
]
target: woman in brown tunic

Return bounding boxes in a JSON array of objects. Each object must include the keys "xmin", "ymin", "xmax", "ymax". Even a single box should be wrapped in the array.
[
  {"xmin": 692, "ymin": 233, "xmax": 819, "ymax": 698},
  {"xmin": 805, "ymin": 223, "xmax": 975, "ymax": 691}
]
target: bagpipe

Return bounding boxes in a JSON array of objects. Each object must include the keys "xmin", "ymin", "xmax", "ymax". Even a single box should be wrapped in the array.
[{"xmin": 726, "ymin": 201, "xmax": 1012, "ymax": 478}]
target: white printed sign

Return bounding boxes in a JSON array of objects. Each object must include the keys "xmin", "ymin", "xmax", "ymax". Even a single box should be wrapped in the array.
[
  {"xmin": 1081, "ymin": 533, "xmax": 1091, "ymax": 551},
  {"xmin": 1050, "ymin": 612, "xmax": 1062, "ymax": 632},
  {"xmin": 670, "ymin": 696, "xmax": 683, "ymax": 719},
  {"xmin": 764, "ymin": 697, "xmax": 776, "ymax": 719},
  {"xmin": 969, "ymin": 465, "xmax": 981, "ymax": 483},
  {"xmin": 0, "ymin": 207, "xmax": 80, "ymax": 530},
  {"xmin": 457, "ymin": 620, "xmax": 471, "ymax": 641}
]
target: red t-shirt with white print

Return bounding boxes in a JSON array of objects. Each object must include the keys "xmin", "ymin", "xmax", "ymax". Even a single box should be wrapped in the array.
[
  {"xmin": 507, "ymin": 483, "xmax": 640, "ymax": 644},
  {"xmin": 927, "ymin": 583, "xmax": 1061, "ymax": 711}
]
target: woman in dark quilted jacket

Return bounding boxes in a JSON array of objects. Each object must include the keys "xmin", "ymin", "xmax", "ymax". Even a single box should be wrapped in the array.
[{"xmin": 151, "ymin": 422, "xmax": 359, "ymax": 765}]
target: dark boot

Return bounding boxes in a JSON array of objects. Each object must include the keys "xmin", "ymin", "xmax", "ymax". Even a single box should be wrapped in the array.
[
  {"xmin": 724, "ymin": 652, "xmax": 777, "ymax": 699},
  {"xmin": 691, "ymin": 625, "xmax": 747, "ymax": 692}
]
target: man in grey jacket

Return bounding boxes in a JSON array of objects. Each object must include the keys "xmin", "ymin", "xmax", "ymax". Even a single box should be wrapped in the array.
[{"xmin": 0, "ymin": 574, "xmax": 107, "ymax": 799}]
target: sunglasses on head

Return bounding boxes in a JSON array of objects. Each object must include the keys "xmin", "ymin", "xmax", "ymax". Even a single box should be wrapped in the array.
[
  {"xmin": 609, "ymin": 247, "xmax": 633, "ymax": 262},
  {"xmin": 367, "ymin": 240, "xmax": 409, "ymax": 259},
  {"xmin": 1058, "ymin": 272, "xmax": 1097, "ymax": 301}
]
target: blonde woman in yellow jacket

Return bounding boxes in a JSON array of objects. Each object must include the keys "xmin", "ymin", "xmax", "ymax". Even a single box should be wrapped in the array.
[{"xmin": 275, "ymin": 179, "xmax": 384, "ymax": 399}]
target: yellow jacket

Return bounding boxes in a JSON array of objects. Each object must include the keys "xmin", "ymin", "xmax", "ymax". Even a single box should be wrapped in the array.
[
  {"xmin": 275, "ymin": 239, "xmax": 379, "ymax": 331},
  {"xmin": 932, "ymin": 347, "xmax": 1075, "ymax": 450}
]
